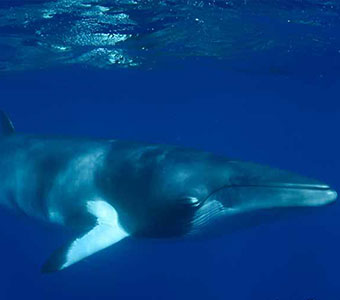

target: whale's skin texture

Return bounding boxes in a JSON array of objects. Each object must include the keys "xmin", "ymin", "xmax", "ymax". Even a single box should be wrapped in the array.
[
  {"xmin": 0, "ymin": 134, "xmax": 234, "ymax": 237},
  {"xmin": 0, "ymin": 117, "xmax": 337, "ymax": 272},
  {"xmin": 2, "ymin": 136, "xmax": 116, "ymax": 228}
]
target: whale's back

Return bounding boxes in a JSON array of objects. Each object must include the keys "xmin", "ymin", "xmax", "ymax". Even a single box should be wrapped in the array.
[{"xmin": 0, "ymin": 134, "xmax": 109, "ymax": 221}]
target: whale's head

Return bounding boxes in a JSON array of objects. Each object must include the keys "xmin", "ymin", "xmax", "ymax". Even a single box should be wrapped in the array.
[
  {"xmin": 101, "ymin": 144, "xmax": 337, "ymax": 238},
  {"xmin": 131, "ymin": 147, "xmax": 337, "ymax": 238}
]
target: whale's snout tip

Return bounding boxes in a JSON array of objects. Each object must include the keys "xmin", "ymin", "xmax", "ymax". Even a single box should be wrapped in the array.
[{"xmin": 325, "ymin": 188, "xmax": 338, "ymax": 204}]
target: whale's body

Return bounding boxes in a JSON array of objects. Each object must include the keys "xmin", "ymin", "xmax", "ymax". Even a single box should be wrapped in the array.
[{"xmin": 0, "ymin": 112, "xmax": 337, "ymax": 272}]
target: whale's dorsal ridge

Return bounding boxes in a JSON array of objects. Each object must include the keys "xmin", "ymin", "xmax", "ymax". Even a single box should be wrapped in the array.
[{"xmin": 0, "ymin": 110, "xmax": 15, "ymax": 136}]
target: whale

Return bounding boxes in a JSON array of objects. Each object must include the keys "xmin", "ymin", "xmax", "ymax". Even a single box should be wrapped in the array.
[{"xmin": 0, "ymin": 111, "xmax": 337, "ymax": 273}]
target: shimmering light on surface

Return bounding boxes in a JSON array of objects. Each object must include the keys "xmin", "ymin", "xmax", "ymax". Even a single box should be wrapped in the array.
[{"xmin": 0, "ymin": 0, "xmax": 339, "ymax": 71}]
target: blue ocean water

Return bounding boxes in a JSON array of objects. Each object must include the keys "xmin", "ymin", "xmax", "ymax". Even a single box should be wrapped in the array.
[{"xmin": 1, "ymin": 0, "xmax": 340, "ymax": 299}]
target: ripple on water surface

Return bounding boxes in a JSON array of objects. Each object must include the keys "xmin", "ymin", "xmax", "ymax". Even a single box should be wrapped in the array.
[{"xmin": 0, "ymin": 0, "xmax": 339, "ymax": 71}]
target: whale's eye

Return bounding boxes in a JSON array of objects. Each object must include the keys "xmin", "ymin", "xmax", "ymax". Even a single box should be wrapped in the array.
[{"xmin": 178, "ymin": 196, "xmax": 200, "ymax": 208}]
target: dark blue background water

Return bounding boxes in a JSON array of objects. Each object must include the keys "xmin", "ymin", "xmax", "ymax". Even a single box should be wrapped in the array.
[{"xmin": 0, "ymin": 58, "xmax": 339, "ymax": 300}]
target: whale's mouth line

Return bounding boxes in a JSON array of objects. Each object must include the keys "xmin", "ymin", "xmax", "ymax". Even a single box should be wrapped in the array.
[
  {"xmin": 216, "ymin": 183, "xmax": 332, "ymax": 191},
  {"xmin": 204, "ymin": 183, "xmax": 336, "ymax": 205}
]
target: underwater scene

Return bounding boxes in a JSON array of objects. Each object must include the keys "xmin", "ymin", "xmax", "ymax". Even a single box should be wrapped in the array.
[{"xmin": 0, "ymin": 0, "xmax": 340, "ymax": 299}]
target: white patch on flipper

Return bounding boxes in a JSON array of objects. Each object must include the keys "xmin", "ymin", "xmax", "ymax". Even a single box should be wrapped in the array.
[
  {"xmin": 87, "ymin": 200, "xmax": 125, "ymax": 228},
  {"xmin": 60, "ymin": 200, "xmax": 129, "ymax": 270}
]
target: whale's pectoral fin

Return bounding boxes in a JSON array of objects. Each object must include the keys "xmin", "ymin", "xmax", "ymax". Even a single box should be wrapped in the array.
[{"xmin": 41, "ymin": 200, "xmax": 129, "ymax": 273}]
